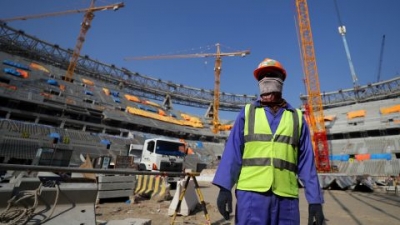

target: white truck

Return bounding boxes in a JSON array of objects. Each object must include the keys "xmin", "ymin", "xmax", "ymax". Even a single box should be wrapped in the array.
[{"xmin": 128, "ymin": 138, "xmax": 186, "ymax": 183}]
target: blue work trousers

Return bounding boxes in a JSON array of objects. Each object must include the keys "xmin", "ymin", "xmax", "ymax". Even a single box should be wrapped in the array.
[{"xmin": 235, "ymin": 190, "xmax": 300, "ymax": 225}]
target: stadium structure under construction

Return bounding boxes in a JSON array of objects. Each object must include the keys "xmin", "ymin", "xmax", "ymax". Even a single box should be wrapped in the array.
[{"xmin": 0, "ymin": 22, "xmax": 400, "ymax": 177}]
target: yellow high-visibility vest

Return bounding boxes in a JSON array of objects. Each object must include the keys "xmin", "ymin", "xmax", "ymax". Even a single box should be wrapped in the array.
[{"xmin": 237, "ymin": 104, "xmax": 302, "ymax": 197}]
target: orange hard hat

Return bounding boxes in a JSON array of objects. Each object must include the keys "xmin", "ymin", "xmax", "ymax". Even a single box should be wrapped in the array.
[{"xmin": 253, "ymin": 58, "xmax": 287, "ymax": 81}]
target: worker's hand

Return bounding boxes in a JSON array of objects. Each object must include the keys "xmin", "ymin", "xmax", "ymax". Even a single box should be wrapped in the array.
[
  {"xmin": 308, "ymin": 204, "xmax": 325, "ymax": 225},
  {"xmin": 216, "ymin": 188, "xmax": 232, "ymax": 220}
]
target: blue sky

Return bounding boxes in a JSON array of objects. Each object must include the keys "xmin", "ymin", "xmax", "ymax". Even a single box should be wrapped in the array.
[{"xmin": 1, "ymin": 0, "xmax": 399, "ymax": 120}]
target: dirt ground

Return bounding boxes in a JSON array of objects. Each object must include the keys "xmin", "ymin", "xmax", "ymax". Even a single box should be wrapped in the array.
[
  {"xmin": 95, "ymin": 181, "xmax": 400, "ymax": 225},
  {"xmin": 95, "ymin": 181, "xmax": 229, "ymax": 225}
]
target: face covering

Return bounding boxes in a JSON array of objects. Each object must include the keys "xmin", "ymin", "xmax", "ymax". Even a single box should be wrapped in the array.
[{"xmin": 258, "ymin": 77, "xmax": 283, "ymax": 96}]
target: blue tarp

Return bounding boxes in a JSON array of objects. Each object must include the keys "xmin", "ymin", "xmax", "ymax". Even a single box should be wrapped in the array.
[
  {"xmin": 370, "ymin": 153, "xmax": 392, "ymax": 160},
  {"xmin": 3, "ymin": 60, "xmax": 30, "ymax": 71},
  {"xmin": 100, "ymin": 139, "xmax": 111, "ymax": 145},
  {"xmin": 47, "ymin": 79, "xmax": 58, "ymax": 86},
  {"xmin": 330, "ymin": 154, "xmax": 350, "ymax": 161},
  {"xmin": 4, "ymin": 68, "xmax": 21, "ymax": 77},
  {"xmin": 49, "ymin": 132, "xmax": 60, "ymax": 139},
  {"xmin": 196, "ymin": 141, "xmax": 204, "ymax": 149},
  {"xmin": 111, "ymin": 96, "xmax": 121, "ymax": 103},
  {"xmin": 84, "ymin": 90, "xmax": 93, "ymax": 96},
  {"xmin": 110, "ymin": 90, "xmax": 119, "ymax": 97}
]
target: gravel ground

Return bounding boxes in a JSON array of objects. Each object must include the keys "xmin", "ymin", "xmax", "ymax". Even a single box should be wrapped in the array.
[{"xmin": 95, "ymin": 182, "xmax": 400, "ymax": 225}]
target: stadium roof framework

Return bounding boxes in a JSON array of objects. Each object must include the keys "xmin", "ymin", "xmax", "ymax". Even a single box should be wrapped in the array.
[
  {"xmin": 0, "ymin": 22, "xmax": 256, "ymax": 112},
  {"xmin": 1, "ymin": 22, "xmax": 399, "ymax": 111}
]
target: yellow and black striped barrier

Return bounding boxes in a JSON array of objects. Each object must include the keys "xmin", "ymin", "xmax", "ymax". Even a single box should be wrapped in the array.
[{"xmin": 135, "ymin": 175, "xmax": 169, "ymax": 201}]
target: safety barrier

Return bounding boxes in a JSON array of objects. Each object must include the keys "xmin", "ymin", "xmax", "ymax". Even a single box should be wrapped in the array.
[
  {"xmin": 96, "ymin": 175, "xmax": 136, "ymax": 204},
  {"xmin": 0, "ymin": 172, "xmax": 98, "ymax": 225},
  {"xmin": 168, "ymin": 178, "xmax": 198, "ymax": 216},
  {"xmin": 0, "ymin": 164, "xmax": 209, "ymax": 225},
  {"xmin": 134, "ymin": 175, "xmax": 170, "ymax": 201}
]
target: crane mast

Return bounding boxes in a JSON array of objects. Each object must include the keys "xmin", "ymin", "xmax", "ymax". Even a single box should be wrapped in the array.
[
  {"xmin": 65, "ymin": 1, "xmax": 124, "ymax": 82},
  {"xmin": 124, "ymin": 43, "xmax": 250, "ymax": 134},
  {"xmin": 376, "ymin": 34, "xmax": 385, "ymax": 82},
  {"xmin": 213, "ymin": 44, "xmax": 222, "ymax": 134},
  {"xmin": 64, "ymin": 0, "xmax": 96, "ymax": 82},
  {"xmin": 334, "ymin": 0, "xmax": 359, "ymax": 88},
  {"xmin": 295, "ymin": 0, "xmax": 331, "ymax": 172}
]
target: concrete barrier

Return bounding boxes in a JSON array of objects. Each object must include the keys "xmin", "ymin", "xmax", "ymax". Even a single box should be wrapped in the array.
[
  {"xmin": 97, "ymin": 175, "xmax": 136, "ymax": 204},
  {"xmin": 0, "ymin": 176, "xmax": 98, "ymax": 225},
  {"xmin": 168, "ymin": 178, "xmax": 199, "ymax": 216},
  {"xmin": 196, "ymin": 169, "xmax": 216, "ymax": 182}
]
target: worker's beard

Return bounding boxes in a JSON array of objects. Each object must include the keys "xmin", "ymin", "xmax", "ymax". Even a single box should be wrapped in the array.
[{"xmin": 260, "ymin": 93, "xmax": 287, "ymax": 113}]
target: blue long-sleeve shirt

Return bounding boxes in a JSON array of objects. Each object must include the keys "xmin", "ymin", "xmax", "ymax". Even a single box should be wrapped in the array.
[{"xmin": 212, "ymin": 100, "xmax": 324, "ymax": 204}]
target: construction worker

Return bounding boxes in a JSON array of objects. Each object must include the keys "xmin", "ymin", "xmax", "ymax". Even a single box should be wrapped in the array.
[{"xmin": 212, "ymin": 58, "xmax": 325, "ymax": 225}]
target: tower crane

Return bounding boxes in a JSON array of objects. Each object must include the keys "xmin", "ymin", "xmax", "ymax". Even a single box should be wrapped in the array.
[
  {"xmin": 124, "ymin": 43, "xmax": 250, "ymax": 134},
  {"xmin": 0, "ymin": 3, "xmax": 124, "ymax": 22},
  {"xmin": 1, "ymin": 1, "xmax": 125, "ymax": 82},
  {"xmin": 333, "ymin": 0, "xmax": 359, "ymax": 88},
  {"xmin": 376, "ymin": 34, "xmax": 385, "ymax": 82},
  {"xmin": 295, "ymin": 0, "xmax": 331, "ymax": 172}
]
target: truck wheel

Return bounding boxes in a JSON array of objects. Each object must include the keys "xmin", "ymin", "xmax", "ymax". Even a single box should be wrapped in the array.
[{"xmin": 138, "ymin": 164, "xmax": 146, "ymax": 171}]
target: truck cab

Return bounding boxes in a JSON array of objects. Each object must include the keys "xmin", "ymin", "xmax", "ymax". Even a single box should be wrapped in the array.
[{"xmin": 138, "ymin": 138, "xmax": 186, "ymax": 181}]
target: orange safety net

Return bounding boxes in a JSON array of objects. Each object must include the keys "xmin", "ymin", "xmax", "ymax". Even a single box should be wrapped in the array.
[
  {"xmin": 30, "ymin": 63, "xmax": 49, "ymax": 73},
  {"xmin": 127, "ymin": 106, "xmax": 204, "ymax": 128},
  {"xmin": 82, "ymin": 78, "xmax": 94, "ymax": 86},
  {"xmin": 144, "ymin": 100, "xmax": 160, "ymax": 107},
  {"xmin": 347, "ymin": 110, "xmax": 366, "ymax": 119},
  {"xmin": 125, "ymin": 94, "xmax": 140, "ymax": 103},
  {"xmin": 102, "ymin": 88, "xmax": 110, "ymax": 95},
  {"xmin": 16, "ymin": 69, "xmax": 29, "ymax": 78},
  {"xmin": 380, "ymin": 104, "xmax": 400, "ymax": 115},
  {"xmin": 355, "ymin": 154, "xmax": 371, "ymax": 161},
  {"xmin": 158, "ymin": 109, "xmax": 166, "ymax": 116},
  {"xmin": 218, "ymin": 124, "xmax": 233, "ymax": 131},
  {"xmin": 180, "ymin": 113, "xmax": 203, "ymax": 127}
]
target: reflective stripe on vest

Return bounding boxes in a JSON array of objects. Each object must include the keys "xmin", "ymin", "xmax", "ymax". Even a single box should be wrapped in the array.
[{"xmin": 237, "ymin": 104, "xmax": 302, "ymax": 197}]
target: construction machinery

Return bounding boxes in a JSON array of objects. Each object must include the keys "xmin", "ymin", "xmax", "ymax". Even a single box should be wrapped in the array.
[
  {"xmin": 124, "ymin": 43, "xmax": 250, "ymax": 134},
  {"xmin": 295, "ymin": 0, "xmax": 331, "ymax": 172},
  {"xmin": 0, "ymin": 3, "xmax": 124, "ymax": 22},
  {"xmin": 1, "ymin": 1, "xmax": 125, "ymax": 82},
  {"xmin": 376, "ymin": 34, "xmax": 385, "ymax": 82},
  {"xmin": 333, "ymin": 0, "xmax": 359, "ymax": 88}
]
